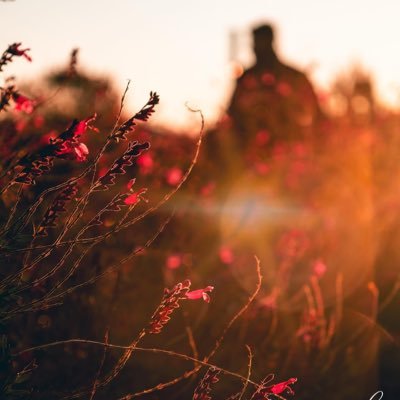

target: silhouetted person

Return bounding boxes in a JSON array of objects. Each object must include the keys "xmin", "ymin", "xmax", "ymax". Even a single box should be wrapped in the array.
[{"xmin": 227, "ymin": 24, "xmax": 321, "ymax": 148}]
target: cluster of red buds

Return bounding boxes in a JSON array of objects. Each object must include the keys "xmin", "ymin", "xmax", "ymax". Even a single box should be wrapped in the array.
[
  {"xmin": 95, "ymin": 141, "xmax": 150, "ymax": 190},
  {"xmin": 193, "ymin": 367, "xmax": 221, "ymax": 400},
  {"xmin": 110, "ymin": 91, "xmax": 159, "ymax": 142},
  {"xmin": 36, "ymin": 183, "xmax": 78, "ymax": 236},
  {"xmin": 14, "ymin": 115, "xmax": 97, "ymax": 184},
  {"xmin": 0, "ymin": 43, "xmax": 32, "ymax": 72}
]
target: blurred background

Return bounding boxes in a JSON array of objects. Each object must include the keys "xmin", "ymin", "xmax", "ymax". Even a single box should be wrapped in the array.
[
  {"xmin": 1, "ymin": 1, "xmax": 400, "ymax": 399},
  {"xmin": 3, "ymin": 0, "xmax": 400, "ymax": 130}
]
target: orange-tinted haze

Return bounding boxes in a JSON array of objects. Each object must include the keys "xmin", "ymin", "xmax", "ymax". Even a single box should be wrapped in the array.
[{"xmin": 2, "ymin": 0, "xmax": 400, "ymax": 129}]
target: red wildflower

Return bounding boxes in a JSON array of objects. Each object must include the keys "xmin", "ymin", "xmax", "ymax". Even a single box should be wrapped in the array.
[
  {"xmin": 219, "ymin": 246, "xmax": 234, "ymax": 265},
  {"xmin": 263, "ymin": 378, "xmax": 297, "ymax": 396},
  {"xmin": 7, "ymin": 43, "xmax": 32, "ymax": 62},
  {"xmin": 74, "ymin": 114, "xmax": 98, "ymax": 137},
  {"xmin": 34, "ymin": 115, "xmax": 44, "ymax": 128},
  {"xmin": 137, "ymin": 152, "xmax": 154, "ymax": 174},
  {"xmin": 0, "ymin": 43, "xmax": 32, "ymax": 72},
  {"xmin": 13, "ymin": 93, "xmax": 35, "ymax": 113},
  {"xmin": 186, "ymin": 286, "xmax": 214, "ymax": 303}
]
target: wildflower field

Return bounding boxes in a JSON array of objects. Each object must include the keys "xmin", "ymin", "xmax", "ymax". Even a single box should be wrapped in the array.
[{"xmin": 0, "ymin": 39, "xmax": 399, "ymax": 400}]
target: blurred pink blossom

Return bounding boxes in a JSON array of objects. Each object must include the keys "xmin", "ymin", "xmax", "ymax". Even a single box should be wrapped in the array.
[
  {"xmin": 166, "ymin": 254, "xmax": 182, "ymax": 270},
  {"xmin": 312, "ymin": 259, "xmax": 327, "ymax": 278},
  {"xmin": 166, "ymin": 167, "xmax": 183, "ymax": 186},
  {"xmin": 219, "ymin": 246, "xmax": 234, "ymax": 264},
  {"xmin": 13, "ymin": 94, "xmax": 35, "ymax": 113}
]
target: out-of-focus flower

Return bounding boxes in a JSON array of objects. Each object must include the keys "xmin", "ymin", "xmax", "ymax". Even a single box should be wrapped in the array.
[
  {"xmin": 186, "ymin": 286, "xmax": 214, "ymax": 303},
  {"xmin": 255, "ymin": 129, "xmax": 270, "ymax": 146},
  {"xmin": 219, "ymin": 246, "xmax": 234, "ymax": 264},
  {"xmin": 0, "ymin": 43, "xmax": 31, "ymax": 73},
  {"xmin": 312, "ymin": 259, "xmax": 327, "ymax": 278},
  {"xmin": 200, "ymin": 181, "xmax": 216, "ymax": 197},
  {"xmin": 262, "ymin": 72, "xmax": 275, "ymax": 86},
  {"xmin": 15, "ymin": 119, "xmax": 26, "ymax": 133},
  {"xmin": 137, "ymin": 152, "xmax": 154, "ymax": 174},
  {"xmin": 272, "ymin": 142, "xmax": 288, "ymax": 162},
  {"xmin": 7, "ymin": 43, "xmax": 32, "ymax": 62},
  {"xmin": 40, "ymin": 131, "xmax": 57, "ymax": 146},
  {"xmin": 277, "ymin": 229, "xmax": 309, "ymax": 261},
  {"xmin": 34, "ymin": 115, "xmax": 44, "ymax": 128},
  {"xmin": 97, "ymin": 166, "xmax": 109, "ymax": 179},
  {"xmin": 254, "ymin": 161, "xmax": 269, "ymax": 176},
  {"xmin": 260, "ymin": 293, "xmax": 278, "ymax": 310},
  {"xmin": 166, "ymin": 167, "xmax": 183, "ymax": 186},
  {"xmin": 243, "ymin": 75, "xmax": 257, "ymax": 89},
  {"xmin": 13, "ymin": 93, "xmax": 35, "ymax": 113},
  {"xmin": 276, "ymin": 81, "xmax": 292, "ymax": 97},
  {"xmin": 166, "ymin": 254, "xmax": 182, "ymax": 270}
]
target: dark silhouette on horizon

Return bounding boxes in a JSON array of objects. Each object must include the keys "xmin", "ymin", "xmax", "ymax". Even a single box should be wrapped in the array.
[{"xmin": 227, "ymin": 23, "xmax": 321, "ymax": 147}]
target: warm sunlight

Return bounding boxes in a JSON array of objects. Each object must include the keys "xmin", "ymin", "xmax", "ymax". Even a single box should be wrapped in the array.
[
  {"xmin": 3, "ymin": 0, "xmax": 400, "ymax": 129},
  {"xmin": 1, "ymin": 1, "xmax": 399, "ymax": 399}
]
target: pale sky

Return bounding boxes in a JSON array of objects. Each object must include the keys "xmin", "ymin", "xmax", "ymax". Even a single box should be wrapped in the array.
[{"xmin": 2, "ymin": 0, "xmax": 400, "ymax": 130}]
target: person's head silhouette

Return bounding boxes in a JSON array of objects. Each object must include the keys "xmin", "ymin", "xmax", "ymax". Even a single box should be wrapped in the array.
[{"xmin": 252, "ymin": 24, "xmax": 276, "ymax": 67}]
